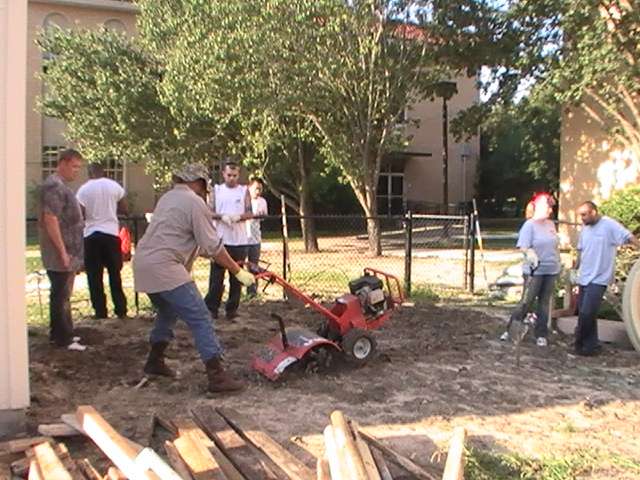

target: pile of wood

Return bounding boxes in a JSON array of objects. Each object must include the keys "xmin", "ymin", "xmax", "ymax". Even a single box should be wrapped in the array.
[{"xmin": 1, "ymin": 407, "xmax": 467, "ymax": 480}]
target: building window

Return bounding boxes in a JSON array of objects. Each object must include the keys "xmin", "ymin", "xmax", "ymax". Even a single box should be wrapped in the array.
[
  {"xmin": 377, "ymin": 170, "xmax": 404, "ymax": 215},
  {"xmin": 42, "ymin": 145, "xmax": 65, "ymax": 180},
  {"xmin": 103, "ymin": 158, "xmax": 125, "ymax": 185}
]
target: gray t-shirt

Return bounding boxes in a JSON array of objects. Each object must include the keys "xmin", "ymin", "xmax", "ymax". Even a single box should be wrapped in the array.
[
  {"xmin": 38, "ymin": 174, "xmax": 84, "ymax": 272},
  {"xmin": 516, "ymin": 219, "xmax": 560, "ymax": 276},
  {"xmin": 578, "ymin": 216, "xmax": 631, "ymax": 286}
]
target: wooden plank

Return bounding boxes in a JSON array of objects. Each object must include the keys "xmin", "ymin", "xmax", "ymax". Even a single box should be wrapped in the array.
[
  {"xmin": 329, "ymin": 412, "xmax": 368, "ymax": 480},
  {"xmin": 217, "ymin": 408, "xmax": 314, "ymax": 480},
  {"xmin": 350, "ymin": 422, "xmax": 381, "ymax": 480},
  {"xmin": 173, "ymin": 433, "xmax": 226, "ymax": 480},
  {"xmin": 27, "ymin": 459, "xmax": 43, "ymax": 480},
  {"xmin": 77, "ymin": 458, "xmax": 102, "ymax": 480},
  {"xmin": 56, "ymin": 442, "xmax": 85, "ymax": 480},
  {"xmin": 442, "ymin": 427, "xmax": 466, "ymax": 480},
  {"xmin": 38, "ymin": 423, "xmax": 82, "ymax": 437},
  {"xmin": 192, "ymin": 406, "xmax": 283, "ymax": 480},
  {"xmin": 164, "ymin": 441, "xmax": 194, "ymax": 480},
  {"xmin": 106, "ymin": 466, "xmax": 127, "ymax": 480},
  {"xmin": 155, "ymin": 415, "xmax": 178, "ymax": 437},
  {"xmin": 173, "ymin": 417, "xmax": 242, "ymax": 480},
  {"xmin": 32, "ymin": 441, "xmax": 73, "ymax": 480},
  {"xmin": 0, "ymin": 437, "xmax": 52, "ymax": 455},
  {"xmin": 76, "ymin": 405, "xmax": 156, "ymax": 480},
  {"xmin": 323, "ymin": 426, "xmax": 346, "ymax": 480},
  {"xmin": 316, "ymin": 455, "xmax": 331, "ymax": 480},
  {"xmin": 370, "ymin": 447, "xmax": 393, "ymax": 480},
  {"xmin": 62, "ymin": 412, "xmax": 145, "ymax": 453},
  {"xmin": 13, "ymin": 442, "xmax": 71, "ymax": 477},
  {"xmin": 358, "ymin": 430, "xmax": 438, "ymax": 480}
]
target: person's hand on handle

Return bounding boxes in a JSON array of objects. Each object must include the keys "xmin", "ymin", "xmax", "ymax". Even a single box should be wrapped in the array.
[
  {"xmin": 234, "ymin": 268, "xmax": 255, "ymax": 287},
  {"xmin": 524, "ymin": 248, "xmax": 539, "ymax": 270}
]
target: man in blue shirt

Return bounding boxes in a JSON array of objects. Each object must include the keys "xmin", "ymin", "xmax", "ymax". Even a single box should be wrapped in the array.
[{"xmin": 575, "ymin": 201, "xmax": 639, "ymax": 356}]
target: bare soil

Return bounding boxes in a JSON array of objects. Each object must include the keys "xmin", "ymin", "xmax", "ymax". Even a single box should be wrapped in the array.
[{"xmin": 16, "ymin": 299, "xmax": 640, "ymax": 478}]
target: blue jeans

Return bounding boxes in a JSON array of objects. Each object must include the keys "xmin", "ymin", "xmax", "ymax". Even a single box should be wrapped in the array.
[
  {"xmin": 148, "ymin": 281, "xmax": 222, "ymax": 362},
  {"xmin": 509, "ymin": 274, "xmax": 556, "ymax": 339},
  {"xmin": 575, "ymin": 283, "xmax": 607, "ymax": 353}
]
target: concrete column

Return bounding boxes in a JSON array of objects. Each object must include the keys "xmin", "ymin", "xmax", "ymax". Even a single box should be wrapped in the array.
[{"xmin": 0, "ymin": 0, "xmax": 30, "ymax": 439}]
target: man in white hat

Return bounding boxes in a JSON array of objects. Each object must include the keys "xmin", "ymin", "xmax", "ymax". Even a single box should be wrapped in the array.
[{"xmin": 133, "ymin": 163, "xmax": 254, "ymax": 393}]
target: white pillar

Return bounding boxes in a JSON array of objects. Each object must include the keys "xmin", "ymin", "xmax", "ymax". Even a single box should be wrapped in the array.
[{"xmin": 0, "ymin": 0, "xmax": 29, "ymax": 438}]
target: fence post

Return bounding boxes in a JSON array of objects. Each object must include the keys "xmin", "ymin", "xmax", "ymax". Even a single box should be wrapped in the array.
[
  {"xmin": 133, "ymin": 216, "xmax": 140, "ymax": 315},
  {"xmin": 469, "ymin": 212, "xmax": 476, "ymax": 293},
  {"xmin": 403, "ymin": 211, "xmax": 412, "ymax": 297},
  {"xmin": 463, "ymin": 214, "xmax": 469, "ymax": 290},
  {"xmin": 280, "ymin": 196, "xmax": 290, "ymax": 299}
]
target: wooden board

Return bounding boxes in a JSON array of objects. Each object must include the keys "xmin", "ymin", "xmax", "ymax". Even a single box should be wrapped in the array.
[
  {"xmin": 358, "ymin": 430, "xmax": 438, "ymax": 480},
  {"xmin": 165, "ymin": 440, "xmax": 194, "ymax": 480},
  {"xmin": 77, "ymin": 458, "xmax": 102, "ymax": 480},
  {"xmin": 316, "ymin": 455, "xmax": 331, "ymax": 480},
  {"xmin": 442, "ymin": 427, "xmax": 466, "ymax": 480},
  {"xmin": 173, "ymin": 433, "xmax": 226, "ymax": 480},
  {"xmin": 329, "ymin": 412, "xmax": 368, "ymax": 480},
  {"xmin": 0, "ymin": 437, "xmax": 52, "ymax": 455},
  {"xmin": 323, "ymin": 425, "xmax": 346, "ymax": 480},
  {"xmin": 217, "ymin": 408, "xmax": 313, "ymax": 480},
  {"xmin": 32, "ymin": 441, "xmax": 73, "ymax": 480},
  {"xmin": 76, "ymin": 405, "xmax": 157, "ymax": 480},
  {"xmin": 38, "ymin": 423, "xmax": 82, "ymax": 437},
  {"xmin": 192, "ymin": 406, "xmax": 284, "ymax": 480},
  {"xmin": 370, "ymin": 447, "xmax": 393, "ymax": 480},
  {"xmin": 173, "ymin": 417, "xmax": 242, "ymax": 480},
  {"xmin": 27, "ymin": 459, "xmax": 43, "ymax": 480},
  {"xmin": 350, "ymin": 422, "xmax": 381, "ymax": 480}
]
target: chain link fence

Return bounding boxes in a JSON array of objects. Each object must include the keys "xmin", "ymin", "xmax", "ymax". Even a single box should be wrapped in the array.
[{"xmin": 26, "ymin": 212, "xmax": 475, "ymax": 323}]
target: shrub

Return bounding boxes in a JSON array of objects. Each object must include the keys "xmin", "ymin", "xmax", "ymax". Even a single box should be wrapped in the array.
[{"xmin": 600, "ymin": 185, "xmax": 640, "ymax": 235}]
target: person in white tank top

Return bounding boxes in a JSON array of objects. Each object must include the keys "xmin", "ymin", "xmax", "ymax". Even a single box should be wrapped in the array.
[{"xmin": 204, "ymin": 161, "xmax": 254, "ymax": 320}]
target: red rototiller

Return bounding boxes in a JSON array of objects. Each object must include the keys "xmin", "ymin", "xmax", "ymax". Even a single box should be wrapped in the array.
[{"xmin": 249, "ymin": 266, "xmax": 404, "ymax": 380}]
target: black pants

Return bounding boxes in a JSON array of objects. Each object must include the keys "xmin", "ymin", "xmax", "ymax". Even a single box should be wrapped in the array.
[
  {"xmin": 47, "ymin": 270, "xmax": 75, "ymax": 346},
  {"xmin": 84, "ymin": 232, "xmax": 127, "ymax": 318},
  {"xmin": 246, "ymin": 243, "xmax": 261, "ymax": 296},
  {"xmin": 204, "ymin": 245, "xmax": 248, "ymax": 315},
  {"xmin": 508, "ymin": 274, "xmax": 556, "ymax": 339},
  {"xmin": 575, "ymin": 283, "xmax": 607, "ymax": 354}
]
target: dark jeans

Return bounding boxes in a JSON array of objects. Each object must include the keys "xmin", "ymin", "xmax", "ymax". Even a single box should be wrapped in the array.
[
  {"xmin": 509, "ymin": 274, "xmax": 557, "ymax": 339},
  {"xmin": 575, "ymin": 283, "xmax": 607, "ymax": 354},
  {"xmin": 246, "ymin": 243, "xmax": 261, "ymax": 296},
  {"xmin": 204, "ymin": 245, "xmax": 248, "ymax": 315},
  {"xmin": 84, "ymin": 232, "xmax": 127, "ymax": 318},
  {"xmin": 47, "ymin": 270, "xmax": 76, "ymax": 346},
  {"xmin": 148, "ymin": 282, "xmax": 223, "ymax": 362}
]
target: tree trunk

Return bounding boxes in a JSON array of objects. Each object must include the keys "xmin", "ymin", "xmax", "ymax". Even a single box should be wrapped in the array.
[
  {"xmin": 364, "ymin": 182, "xmax": 382, "ymax": 256},
  {"xmin": 298, "ymin": 138, "xmax": 319, "ymax": 253}
]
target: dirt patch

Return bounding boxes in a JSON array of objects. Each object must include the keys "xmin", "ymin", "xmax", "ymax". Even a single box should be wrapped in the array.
[{"xmin": 19, "ymin": 299, "xmax": 640, "ymax": 477}]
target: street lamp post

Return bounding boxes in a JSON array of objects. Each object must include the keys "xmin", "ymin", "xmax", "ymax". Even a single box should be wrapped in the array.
[
  {"xmin": 460, "ymin": 142, "xmax": 472, "ymax": 202},
  {"xmin": 433, "ymin": 81, "xmax": 457, "ymax": 213}
]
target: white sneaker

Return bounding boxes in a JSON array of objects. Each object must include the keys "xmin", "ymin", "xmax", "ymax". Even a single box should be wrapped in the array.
[
  {"xmin": 67, "ymin": 341, "xmax": 87, "ymax": 351},
  {"xmin": 72, "ymin": 336, "xmax": 81, "ymax": 343},
  {"xmin": 536, "ymin": 337, "xmax": 548, "ymax": 347},
  {"xmin": 499, "ymin": 331, "xmax": 510, "ymax": 341}
]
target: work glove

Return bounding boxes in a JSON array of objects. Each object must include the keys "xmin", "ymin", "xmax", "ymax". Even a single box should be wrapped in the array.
[
  {"xmin": 229, "ymin": 214, "xmax": 242, "ymax": 223},
  {"xmin": 220, "ymin": 214, "xmax": 233, "ymax": 226},
  {"xmin": 524, "ymin": 248, "xmax": 539, "ymax": 270},
  {"xmin": 234, "ymin": 269, "xmax": 255, "ymax": 287},
  {"xmin": 569, "ymin": 269, "xmax": 579, "ymax": 285}
]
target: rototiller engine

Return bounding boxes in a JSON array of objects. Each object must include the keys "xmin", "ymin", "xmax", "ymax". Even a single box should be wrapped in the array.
[{"xmin": 249, "ymin": 266, "xmax": 404, "ymax": 380}]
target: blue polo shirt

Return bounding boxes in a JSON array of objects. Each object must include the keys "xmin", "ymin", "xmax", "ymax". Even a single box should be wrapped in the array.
[
  {"xmin": 578, "ymin": 216, "xmax": 632, "ymax": 286},
  {"xmin": 516, "ymin": 219, "xmax": 561, "ymax": 275}
]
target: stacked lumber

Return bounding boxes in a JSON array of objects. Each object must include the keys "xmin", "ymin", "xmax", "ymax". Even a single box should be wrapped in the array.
[
  {"xmin": 2, "ymin": 407, "xmax": 466, "ymax": 480},
  {"xmin": 317, "ymin": 411, "xmax": 467, "ymax": 480}
]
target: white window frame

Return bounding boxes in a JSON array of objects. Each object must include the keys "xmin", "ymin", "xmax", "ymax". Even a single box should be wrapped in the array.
[{"xmin": 41, "ymin": 145, "xmax": 65, "ymax": 180}]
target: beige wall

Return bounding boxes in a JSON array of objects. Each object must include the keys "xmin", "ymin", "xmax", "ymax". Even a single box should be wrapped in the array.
[
  {"xmin": 1, "ymin": 0, "xmax": 30, "ymax": 434},
  {"xmin": 404, "ymin": 74, "xmax": 480, "ymax": 206},
  {"xmin": 26, "ymin": 0, "xmax": 156, "ymax": 214},
  {"xmin": 559, "ymin": 105, "xmax": 640, "ymax": 245}
]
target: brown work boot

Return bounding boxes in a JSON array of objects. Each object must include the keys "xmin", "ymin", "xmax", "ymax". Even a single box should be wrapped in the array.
[
  {"xmin": 143, "ymin": 341, "xmax": 175, "ymax": 377},
  {"xmin": 205, "ymin": 357, "xmax": 244, "ymax": 393}
]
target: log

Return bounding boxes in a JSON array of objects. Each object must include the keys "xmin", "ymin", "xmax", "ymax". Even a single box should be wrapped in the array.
[
  {"xmin": 173, "ymin": 417, "xmax": 242, "ymax": 480},
  {"xmin": 77, "ymin": 458, "xmax": 102, "ymax": 480},
  {"xmin": 329, "ymin": 412, "xmax": 368, "ymax": 480},
  {"xmin": 173, "ymin": 432, "xmax": 226, "ymax": 480},
  {"xmin": 442, "ymin": 428, "xmax": 466, "ymax": 480},
  {"xmin": 32, "ymin": 441, "xmax": 73, "ymax": 480},
  {"xmin": 350, "ymin": 422, "xmax": 381, "ymax": 480},
  {"xmin": 217, "ymin": 408, "xmax": 313, "ymax": 480},
  {"xmin": 370, "ymin": 448, "xmax": 393, "ymax": 480},
  {"xmin": 316, "ymin": 455, "xmax": 331, "ymax": 480},
  {"xmin": 358, "ymin": 430, "xmax": 438, "ymax": 480},
  {"xmin": 192, "ymin": 406, "xmax": 283, "ymax": 480},
  {"xmin": 38, "ymin": 423, "xmax": 82, "ymax": 437},
  {"xmin": 0, "ymin": 437, "xmax": 52, "ymax": 455},
  {"xmin": 164, "ymin": 441, "xmax": 194, "ymax": 480},
  {"xmin": 75, "ymin": 406, "xmax": 158, "ymax": 480}
]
